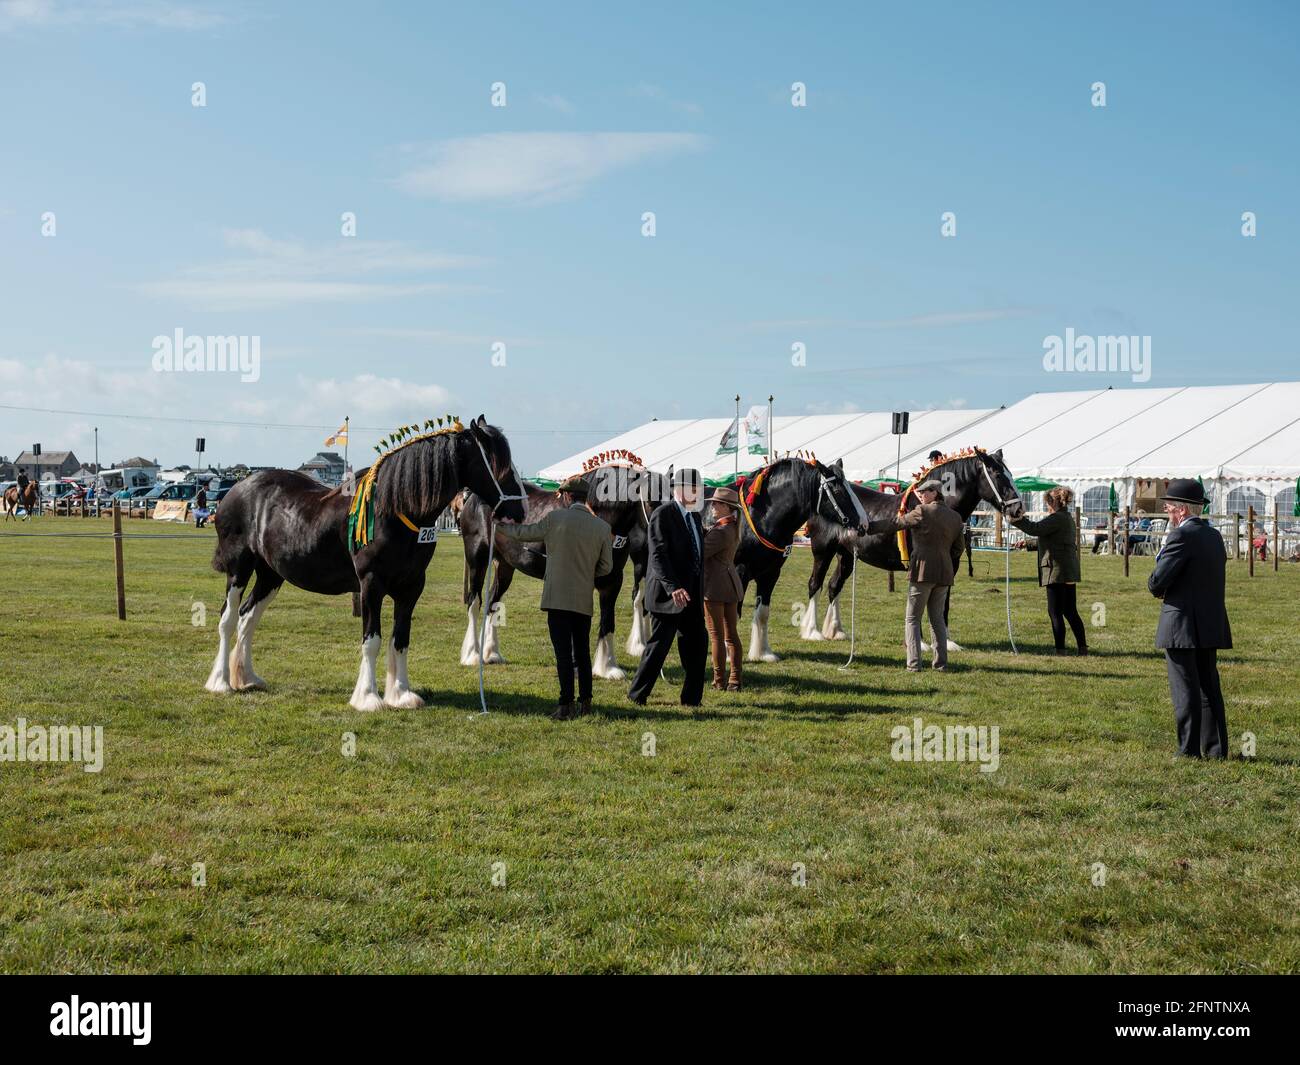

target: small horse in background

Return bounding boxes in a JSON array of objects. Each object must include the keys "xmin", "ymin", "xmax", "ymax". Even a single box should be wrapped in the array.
[
  {"xmin": 3, "ymin": 481, "xmax": 38, "ymax": 520},
  {"xmin": 207, "ymin": 415, "xmax": 525, "ymax": 710},
  {"xmin": 456, "ymin": 462, "xmax": 671, "ymax": 679},
  {"xmin": 800, "ymin": 447, "xmax": 1023, "ymax": 644}
]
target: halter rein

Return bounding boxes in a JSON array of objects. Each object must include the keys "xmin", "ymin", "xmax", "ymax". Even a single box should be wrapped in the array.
[{"xmin": 893, "ymin": 448, "xmax": 1019, "ymax": 563}]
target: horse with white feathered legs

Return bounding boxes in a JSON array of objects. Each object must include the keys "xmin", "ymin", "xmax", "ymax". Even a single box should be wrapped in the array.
[
  {"xmin": 206, "ymin": 415, "xmax": 526, "ymax": 710},
  {"xmin": 723, "ymin": 455, "xmax": 870, "ymax": 662},
  {"xmin": 798, "ymin": 447, "xmax": 1024, "ymax": 645},
  {"xmin": 455, "ymin": 459, "xmax": 671, "ymax": 679}
]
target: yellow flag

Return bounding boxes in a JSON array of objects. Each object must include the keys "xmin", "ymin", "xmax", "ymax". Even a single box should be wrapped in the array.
[{"xmin": 325, "ymin": 422, "xmax": 348, "ymax": 447}]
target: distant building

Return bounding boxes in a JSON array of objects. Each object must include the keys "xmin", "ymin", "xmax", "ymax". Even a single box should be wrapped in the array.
[
  {"xmin": 114, "ymin": 456, "xmax": 161, "ymax": 474},
  {"xmin": 14, "ymin": 449, "xmax": 79, "ymax": 480},
  {"xmin": 298, "ymin": 451, "xmax": 346, "ymax": 486},
  {"xmin": 0, "ymin": 456, "xmax": 14, "ymax": 481}
]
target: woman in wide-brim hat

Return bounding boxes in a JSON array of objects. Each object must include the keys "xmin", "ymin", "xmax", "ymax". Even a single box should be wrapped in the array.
[{"xmin": 702, "ymin": 486, "xmax": 744, "ymax": 691}]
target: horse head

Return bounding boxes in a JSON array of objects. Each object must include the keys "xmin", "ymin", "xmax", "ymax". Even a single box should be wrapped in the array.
[
  {"xmin": 462, "ymin": 415, "xmax": 527, "ymax": 522},
  {"xmin": 974, "ymin": 448, "xmax": 1023, "ymax": 519},
  {"xmin": 813, "ymin": 457, "xmax": 868, "ymax": 534}
]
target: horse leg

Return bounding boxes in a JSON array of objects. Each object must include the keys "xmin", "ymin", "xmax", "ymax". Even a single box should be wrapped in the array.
[
  {"xmin": 350, "ymin": 573, "xmax": 386, "ymax": 712},
  {"xmin": 592, "ymin": 555, "xmax": 627, "ymax": 680},
  {"xmin": 204, "ymin": 574, "xmax": 245, "ymax": 693},
  {"xmin": 800, "ymin": 544, "xmax": 834, "ymax": 641},
  {"xmin": 460, "ymin": 537, "xmax": 488, "ymax": 666},
  {"xmin": 230, "ymin": 565, "xmax": 282, "ymax": 691},
  {"xmin": 821, "ymin": 547, "xmax": 853, "ymax": 640},
  {"xmin": 626, "ymin": 549, "xmax": 649, "ymax": 656},
  {"xmin": 480, "ymin": 559, "xmax": 513, "ymax": 665},
  {"xmin": 746, "ymin": 573, "xmax": 781, "ymax": 663},
  {"xmin": 384, "ymin": 572, "xmax": 426, "ymax": 709}
]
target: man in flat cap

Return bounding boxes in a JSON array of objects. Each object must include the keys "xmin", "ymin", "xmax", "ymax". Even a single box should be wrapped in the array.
[
  {"xmin": 498, "ymin": 474, "xmax": 613, "ymax": 719},
  {"xmin": 628, "ymin": 467, "xmax": 708, "ymax": 705},
  {"xmin": 1148, "ymin": 478, "xmax": 1232, "ymax": 758},
  {"xmin": 867, "ymin": 478, "xmax": 965, "ymax": 672}
]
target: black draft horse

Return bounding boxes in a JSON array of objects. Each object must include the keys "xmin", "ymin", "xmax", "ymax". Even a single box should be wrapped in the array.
[
  {"xmin": 456, "ymin": 463, "xmax": 671, "ymax": 679},
  {"xmin": 206, "ymin": 415, "xmax": 526, "ymax": 710},
  {"xmin": 723, "ymin": 456, "xmax": 869, "ymax": 662},
  {"xmin": 799, "ymin": 447, "xmax": 1024, "ymax": 645}
]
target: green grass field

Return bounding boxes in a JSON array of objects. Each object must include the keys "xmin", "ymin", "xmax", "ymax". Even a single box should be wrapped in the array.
[{"xmin": 1, "ymin": 516, "xmax": 1297, "ymax": 973}]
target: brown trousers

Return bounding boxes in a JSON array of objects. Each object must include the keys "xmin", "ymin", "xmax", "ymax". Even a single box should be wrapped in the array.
[{"xmin": 703, "ymin": 599, "xmax": 742, "ymax": 687}]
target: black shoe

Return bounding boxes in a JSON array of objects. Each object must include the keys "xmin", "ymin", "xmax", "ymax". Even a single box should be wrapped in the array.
[
  {"xmin": 576, "ymin": 699, "xmax": 592, "ymax": 717},
  {"xmin": 552, "ymin": 702, "xmax": 574, "ymax": 720},
  {"xmin": 627, "ymin": 693, "xmax": 647, "ymax": 707}
]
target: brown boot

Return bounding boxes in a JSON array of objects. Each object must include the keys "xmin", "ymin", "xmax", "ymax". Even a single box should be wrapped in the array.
[
  {"xmin": 711, "ymin": 677, "xmax": 726, "ymax": 691},
  {"xmin": 551, "ymin": 702, "xmax": 574, "ymax": 720}
]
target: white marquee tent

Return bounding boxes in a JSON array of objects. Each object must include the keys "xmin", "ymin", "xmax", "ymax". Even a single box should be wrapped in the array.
[{"xmin": 535, "ymin": 382, "xmax": 1300, "ymax": 523}]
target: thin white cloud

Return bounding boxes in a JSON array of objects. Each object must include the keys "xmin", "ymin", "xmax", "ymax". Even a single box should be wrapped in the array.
[
  {"xmin": 136, "ymin": 229, "xmax": 487, "ymax": 310},
  {"xmin": 748, "ymin": 309, "xmax": 1035, "ymax": 330},
  {"xmin": 0, "ymin": 0, "xmax": 235, "ymax": 31},
  {"xmin": 392, "ymin": 132, "xmax": 708, "ymax": 204},
  {"xmin": 631, "ymin": 83, "xmax": 703, "ymax": 116},
  {"xmin": 296, "ymin": 374, "xmax": 454, "ymax": 424},
  {"xmin": 535, "ymin": 93, "xmax": 576, "ymax": 114}
]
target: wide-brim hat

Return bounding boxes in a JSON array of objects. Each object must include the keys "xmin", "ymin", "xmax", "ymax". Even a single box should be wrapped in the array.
[
  {"xmin": 557, "ymin": 474, "xmax": 589, "ymax": 498},
  {"xmin": 1160, "ymin": 478, "xmax": 1209, "ymax": 506},
  {"xmin": 711, "ymin": 486, "xmax": 741, "ymax": 508}
]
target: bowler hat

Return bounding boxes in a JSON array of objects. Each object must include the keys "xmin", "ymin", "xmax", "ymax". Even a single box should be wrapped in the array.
[
  {"xmin": 1159, "ymin": 478, "xmax": 1209, "ymax": 506},
  {"xmin": 557, "ymin": 474, "xmax": 589, "ymax": 498},
  {"xmin": 672, "ymin": 467, "xmax": 702, "ymax": 489},
  {"xmin": 711, "ymin": 486, "xmax": 741, "ymax": 508}
]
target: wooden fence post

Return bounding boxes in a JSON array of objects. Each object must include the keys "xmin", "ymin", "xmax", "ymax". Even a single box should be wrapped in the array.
[
  {"xmin": 113, "ymin": 502, "xmax": 126, "ymax": 620},
  {"xmin": 1075, "ymin": 506, "xmax": 1082, "ymax": 548},
  {"xmin": 1274, "ymin": 501, "xmax": 1280, "ymax": 572},
  {"xmin": 1233, "ymin": 513, "xmax": 1240, "ymax": 560},
  {"xmin": 1123, "ymin": 506, "xmax": 1130, "ymax": 577}
]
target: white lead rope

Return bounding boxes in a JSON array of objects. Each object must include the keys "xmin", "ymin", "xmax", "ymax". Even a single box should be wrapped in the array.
[
  {"xmin": 838, "ymin": 553, "xmax": 858, "ymax": 671},
  {"xmin": 1005, "ymin": 545, "xmax": 1018, "ymax": 654}
]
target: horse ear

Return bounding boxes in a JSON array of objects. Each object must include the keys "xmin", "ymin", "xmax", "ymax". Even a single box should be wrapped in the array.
[
  {"xmin": 993, "ymin": 448, "xmax": 1004, "ymax": 460},
  {"xmin": 476, "ymin": 414, "xmax": 487, "ymax": 427},
  {"xmin": 833, "ymin": 457, "xmax": 844, "ymax": 472}
]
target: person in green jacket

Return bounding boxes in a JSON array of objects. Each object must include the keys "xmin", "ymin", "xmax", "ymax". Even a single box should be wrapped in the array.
[
  {"xmin": 497, "ymin": 474, "xmax": 614, "ymax": 719},
  {"xmin": 1010, "ymin": 486, "xmax": 1087, "ymax": 655}
]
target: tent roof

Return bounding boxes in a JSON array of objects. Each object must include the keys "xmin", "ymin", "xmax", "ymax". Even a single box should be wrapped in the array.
[
  {"xmin": 535, "ymin": 408, "xmax": 996, "ymax": 483},
  {"xmin": 534, "ymin": 382, "xmax": 1300, "ymax": 487}
]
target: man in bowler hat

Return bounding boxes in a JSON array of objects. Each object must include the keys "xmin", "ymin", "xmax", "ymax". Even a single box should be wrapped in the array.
[
  {"xmin": 628, "ymin": 467, "xmax": 708, "ymax": 706},
  {"xmin": 1148, "ymin": 478, "xmax": 1232, "ymax": 758}
]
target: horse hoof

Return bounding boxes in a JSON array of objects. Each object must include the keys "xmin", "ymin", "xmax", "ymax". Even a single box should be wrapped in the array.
[
  {"xmin": 600, "ymin": 666, "xmax": 627, "ymax": 681},
  {"xmin": 801, "ymin": 630, "xmax": 824, "ymax": 641},
  {"xmin": 461, "ymin": 652, "xmax": 482, "ymax": 667},
  {"xmin": 384, "ymin": 689, "xmax": 425, "ymax": 709},
  {"xmin": 485, "ymin": 652, "xmax": 505, "ymax": 665},
  {"xmin": 236, "ymin": 676, "xmax": 268, "ymax": 692},
  {"xmin": 204, "ymin": 677, "xmax": 232, "ymax": 694},
  {"xmin": 350, "ymin": 692, "xmax": 384, "ymax": 712},
  {"xmin": 946, "ymin": 639, "xmax": 963, "ymax": 652},
  {"xmin": 761, "ymin": 652, "xmax": 781, "ymax": 663}
]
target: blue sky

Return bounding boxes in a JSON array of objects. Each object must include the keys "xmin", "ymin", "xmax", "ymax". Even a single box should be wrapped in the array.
[{"xmin": 1, "ymin": 0, "xmax": 1296, "ymax": 474}]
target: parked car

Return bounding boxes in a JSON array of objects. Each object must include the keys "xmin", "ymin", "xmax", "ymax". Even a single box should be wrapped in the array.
[{"xmin": 143, "ymin": 482, "xmax": 200, "ymax": 508}]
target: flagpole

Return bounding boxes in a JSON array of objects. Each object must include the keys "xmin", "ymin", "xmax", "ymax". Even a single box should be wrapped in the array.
[
  {"xmin": 734, "ymin": 394, "xmax": 740, "ymax": 485},
  {"xmin": 767, "ymin": 394, "xmax": 774, "ymax": 462},
  {"xmin": 343, "ymin": 416, "xmax": 349, "ymax": 471}
]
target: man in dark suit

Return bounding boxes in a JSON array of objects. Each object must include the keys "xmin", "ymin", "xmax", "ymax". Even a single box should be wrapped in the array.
[
  {"xmin": 1147, "ymin": 478, "xmax": 1232, "ymax": 759},
  {"xmin": 628, "ymin": 467, "xmax": 708, "ymax": 705}
]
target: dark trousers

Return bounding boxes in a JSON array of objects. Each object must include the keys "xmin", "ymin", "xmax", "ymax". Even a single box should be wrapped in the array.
[
  {"xmin": 546, "ymin": 609, "xmax": 592, "ymax": 705},
  {"xmin": 1165, "ymin": 648, "xmax": 1228, "ymax": 758},
  {"xmin": 628, "ymin": 606, "xmax": 708, "ymax": 705},
  {"xmin": 1045, "ymin": 583, "xmax": 1087, "ymax": 651}
]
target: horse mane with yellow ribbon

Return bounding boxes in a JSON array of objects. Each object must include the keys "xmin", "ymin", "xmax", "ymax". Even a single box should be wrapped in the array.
[
  {"xmin": 348, "ymin": 416, "xmax": 465, "ymax": 550},
  {"xmin": 894, "ymin": 446, "xmax": 988, "ymax": 563}
]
